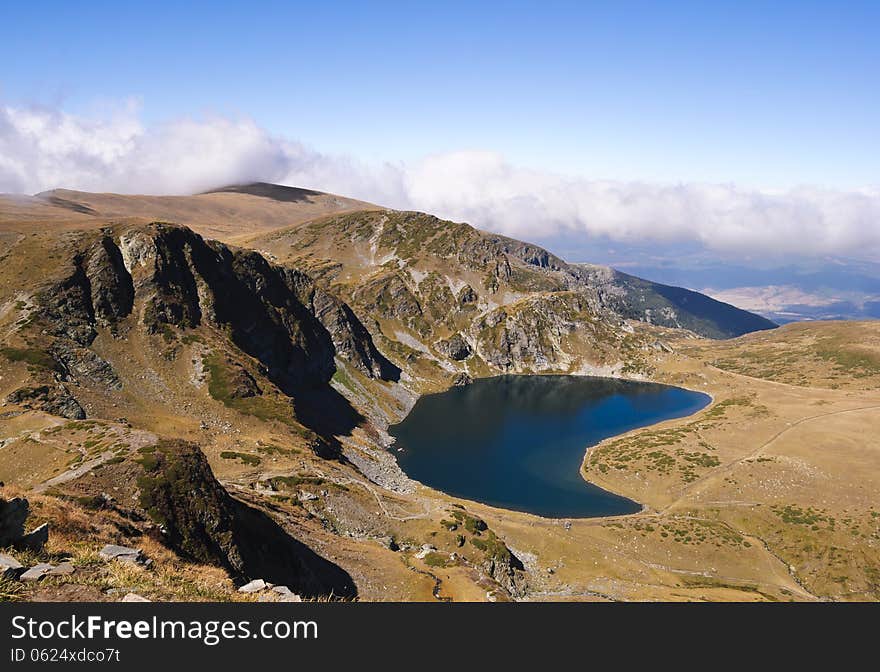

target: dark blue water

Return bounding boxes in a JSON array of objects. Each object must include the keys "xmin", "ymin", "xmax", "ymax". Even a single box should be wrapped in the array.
[{"xmin": 389, "ymin": 375, "xmax": 710, "ymax": 518}]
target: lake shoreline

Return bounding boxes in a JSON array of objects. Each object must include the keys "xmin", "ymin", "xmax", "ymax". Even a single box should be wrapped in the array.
[{"xmin": 389, "ymin": 374, "xmax": 711, "ymax": 519}]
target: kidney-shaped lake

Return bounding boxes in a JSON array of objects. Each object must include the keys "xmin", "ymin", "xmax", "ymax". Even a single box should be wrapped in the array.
[{"xmin": 389, "ymin": 375, "xmax": 711, "ymax": 518}]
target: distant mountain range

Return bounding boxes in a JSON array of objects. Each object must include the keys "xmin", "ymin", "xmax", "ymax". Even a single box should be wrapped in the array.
[{"xmin": 538, "ymin": 237, "xmax": 880, "ymax": 324}]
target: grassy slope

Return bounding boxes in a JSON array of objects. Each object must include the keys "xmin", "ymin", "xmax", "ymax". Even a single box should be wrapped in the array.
[{"xmin": 0, "ymin": 201, "xmax": 877, "ymax": 602}]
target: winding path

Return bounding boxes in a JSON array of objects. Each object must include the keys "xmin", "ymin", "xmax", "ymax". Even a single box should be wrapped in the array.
[{"xmin": 660, "ymin": 403, "xmax": 880, "ymax": 514}]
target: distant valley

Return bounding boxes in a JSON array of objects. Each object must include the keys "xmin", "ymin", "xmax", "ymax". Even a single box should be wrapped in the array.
[{"xmin": 570, "ymin": 247, "xmax": 880, "ymax": 324}]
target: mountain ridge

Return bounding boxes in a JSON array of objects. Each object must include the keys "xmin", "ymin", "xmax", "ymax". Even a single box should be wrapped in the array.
[
  {"xmin": 1, "ymin": 182, "xmax": 777, "ymax": 338},
  {"xmin": 1, "ymin": 185, "xmax": 879, "ymax": 604}
]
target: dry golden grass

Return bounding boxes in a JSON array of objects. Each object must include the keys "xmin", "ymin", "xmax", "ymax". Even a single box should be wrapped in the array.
[
  {"xmin": 0, "ymin": 187, "xmax": 379, "ymax": 244},
  {"xmin": 4, "ymin": 318, "xmax": 879, "ymax": 602},
  {"xmin": 0, "ymin": 486, "xmax": 250, "ymax": 602},
  {"xmin": 2, "ymin": 191, "xmax": 878, "ymax": 602}
]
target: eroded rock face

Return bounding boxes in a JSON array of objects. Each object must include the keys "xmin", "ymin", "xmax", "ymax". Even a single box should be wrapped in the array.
[
  {"xmin": 435, "ymin": 333, "xmax": 472, "ymax": 361},
  {"xmin": 5, "ymin": 385, "xmax": 85, "ymax": 419},
  {"xmin": 471, "ymin": 297, "xmax": 574, "ymax": 372},
  {"xmin": 493, "ymin": 238, "xmax": 564, "ymax": 271},
  {"xmin": 354, "ymin": 273, "xmax": 424, "ymax": 323},
  {"xmin": 309, "ymin": 286, "xmax": 400, "ymax": 381},
  {"xmin": 124, "ymin": 439, "xmax": 357, "ymax": 598},
  {"xmin": 130, "ymin": 227, "xmax": 204, "ymax": 332},
  {"xmin": 50, "ymin": 342, "xmax": 121, "ymax": 391},
  {"xmin": 35, "ymin": 260, "xmax": 96, "ymax": 347},
  {"xmin": 112, "ymin": 224, "xmax": 395, "ymax": 390},
  {"xmin": 21, "ymin": 223, "xmax": 396, "ymax": 424},
  {"xmin": 86, "ymin": 235, "xmax": 134, "ymax": 326},
  {"xmin": 12, "ymin": 237, "xmax": 129, "ymax": 416},
  {"xmin": 485, "ymin": 552, "xmax": 526, "ymax": 598}
]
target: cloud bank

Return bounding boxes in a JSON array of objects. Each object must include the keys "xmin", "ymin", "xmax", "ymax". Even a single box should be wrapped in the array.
[{"xmin": 2, "ymin": 102, "xmax": 878, "ymax": 260}]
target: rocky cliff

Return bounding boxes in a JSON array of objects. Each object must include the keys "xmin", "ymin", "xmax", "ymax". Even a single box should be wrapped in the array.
[
  {"xmin": 3, "ymin": 223, "xmax": 396, "ymax": 434},
  {"xmin": 250, "ymin": 209, "xmax": 773, "ymax": 385}
]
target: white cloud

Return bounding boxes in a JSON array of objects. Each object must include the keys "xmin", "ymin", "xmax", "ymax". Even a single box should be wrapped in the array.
[
  {"xmin": 1, "ymin": 102, "xmax": 878, "ymax": 261},
  {"xmin": 0, "ymin": 102, "xmax": 292, "ymax": 195}
]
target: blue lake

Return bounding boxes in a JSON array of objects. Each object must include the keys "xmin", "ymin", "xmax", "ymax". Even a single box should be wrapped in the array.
[{"xmin": 389, "ymin": 375, "xmax": 711, "ymax": 518}]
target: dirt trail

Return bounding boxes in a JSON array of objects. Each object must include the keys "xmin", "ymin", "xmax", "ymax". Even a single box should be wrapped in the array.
[
  {"xmin": 34, "ymin": 450, "xmax": 115, "ymax": 492},
  {"xmin": 662, "ymin": 403, "xmax": 880, "ymax": 513}
]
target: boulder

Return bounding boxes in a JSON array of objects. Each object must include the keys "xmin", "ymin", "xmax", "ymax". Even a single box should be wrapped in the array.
[
  {"xmin": 19, "ymin": 523, "xmax": 49, "ymax": 551},
  {"xmin": 0, "ymin": 552, "xmax": 23, "ymax": 579},
  {"xmin": 121, "ymin": 592, "xmax": 151, "ymax": 602},
  {"xmin": 414, "ymin": 544, "xmax": 436, "ymax": 560},
  {"xmin": 20, "ymin": 563, "xmax": 54, "ymax": 582},
  {"xmin": 46, "ymin": 562, "xmax": 75, "ymax": 576},
  {"xmin": 5, "ymin": 385, "xmax": 86, "ymax": 420},
  {"xmin": 272, "ymin": 585, "xmax": 303, "ymax": 602},
  {"xmin": 238, "ymin": 578, "xmax": 267, "ymax": 593},
  {"xmin": 99, "ymin": 544, "xmax": 145, "ymax": 564},
  {"xmin": 451, "ymin": 372, "xmax": 473, "ymax": 387}
]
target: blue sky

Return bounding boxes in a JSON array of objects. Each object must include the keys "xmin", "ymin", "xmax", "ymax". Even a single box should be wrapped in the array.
[
  {"xmin": 2, "ymin": 0, "xmax": 879, "ymax": 188},
  {"xmin": 1, "ymin": 1, "xmax": 879, "ymax": 271}
]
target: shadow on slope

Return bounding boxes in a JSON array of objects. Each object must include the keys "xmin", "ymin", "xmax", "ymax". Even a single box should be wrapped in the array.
[
  {"xmin": 231, "ymin": 499, "xmax": 357, "ymax": 599},
  {"xmin": 202, "ymin": 182, "xmax": 323, "ymax": 203},
  {"xmin": 122, "ymin": 440, "xmax": 357, "ymax": 599}
]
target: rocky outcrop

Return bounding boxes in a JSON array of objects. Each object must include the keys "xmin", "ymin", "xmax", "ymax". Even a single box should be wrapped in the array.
[
  {"xmin": 484, "ymin": 551, "xmax": 525, "ymax": 598},
  {"xmin": 435, "ymin": 333, "xmax": 472, "ymax": 361},
  {"xmin": 0, "ymin": 497, "xmax": 29, "ymax": 545},
  {"xmin": 456, "ymin": 284, "xmax": 478, "ymax": 308},
  {"xmin": 86, "ymin": 235, "xmax": 134, "ymax": 326},
  {"xmin": 485, "ymin": 258, "xmax": 513, "ymax": 293},
  {"xmin": 451, "ymin": 372, "xmax": 472, "ymax": 386},
  {"xmin": 32, "ymin": 231, "xmax": 133, "ymax": 343},
  {"xmin": 6, "ymin": 384, "xmax": 85, "ymax": 419},
  {"xmin": 50, "ymin": 341, "xmax": 121, "ymax": 390},
  {"xmin": 22, "ymin": 223, "xmax": 397, "ymax": 424},
  {"xmin": 305, "ymin": 281, "xmax": 399, "ymax": 381},
  {"xmin": 354, "ymin": 273, "xmax": 423, "ymax": 323},
  {"xmin": 471, "ymin": 295, "xmax": 585, "ymax": 372},
  {"xmin": 8, "ymin": 222, "xmax": 408, "ymax": 452},
  {"xmin": 35, "ymin": 259, "xmax": 96, "ymax": 347},
  {"xmin": 223, "ymin": 361, "xmax": 262, "ymax": 399},
  {"xmin": 0, "ymin": 497, "xmax": 49, "ymax": 551},
  {"xmin": 114, "ymin": 224, "xmax": 395, "ymax": 391},
  {"xmin": 135, "ymin": 439, "xmax": 251, "ymax": 571},
  {"xmin": 493, "ymin": 238, "xmax": 563, "ymax": 271},
  {"xmin": 131, "ymin": 439, "xmax": 356, "ymax": 598}
]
